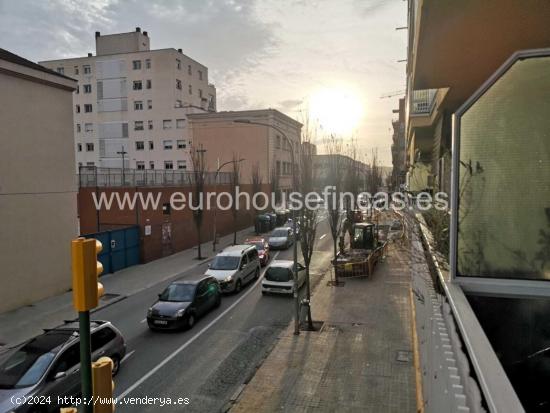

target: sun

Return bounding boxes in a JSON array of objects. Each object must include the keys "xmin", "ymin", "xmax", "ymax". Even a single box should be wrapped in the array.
[{"xmin": 308, "ymin": 87, "xmax": 364, "ymax": 136}]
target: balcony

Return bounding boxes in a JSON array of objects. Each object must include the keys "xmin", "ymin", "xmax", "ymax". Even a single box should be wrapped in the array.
[{"xmin": 410, "ymin": 89, "xmax": 437, "ymax": 116}]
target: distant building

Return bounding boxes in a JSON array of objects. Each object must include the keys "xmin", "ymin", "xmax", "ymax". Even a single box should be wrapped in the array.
[
  {"xmin": 188, "ymin": 109, "xmax": 302, "ymax": 192},
  {"xmin": 390, "ymin": 98, "xmax": 406, "ymax": 190},
  {"xmin": 0, "ymin": 48, "xmax": 78, "ymax": 312},
  {"xmin": 40, "ymin": 28, "xmax": 216, "ymax": 172},
  {"xmin": 313, "ymin": 154, "xmax": 368, "ymax": 192}
]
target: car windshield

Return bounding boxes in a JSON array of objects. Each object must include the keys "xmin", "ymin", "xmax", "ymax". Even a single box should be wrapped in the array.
[
  {"xmin": 210, "ymin": 256, "xmax": 240, "ymax": 270},
  {"xmin": 159, "ymin": 284, "xmax": 195, "ymax": 302},
  {"xmin": 271, "ymin": 229, "xmax": 288, "ymax": 237},
  {"xmin": 249, "ymin": 242, "xmax": 265, "ymax": 251},
  {"xmin": 0, "ymin": 348, "xmax": 55, "ymax": 389},
  {"xmin": 265, "ymin": 267, "xmax": 292, "ymax": 282}
]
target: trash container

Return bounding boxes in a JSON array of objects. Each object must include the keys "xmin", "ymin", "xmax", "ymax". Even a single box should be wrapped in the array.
[
  {"xmin": 266, "ymin": 212, "xmax": 277, "ymax": 229},
  {"xmin": 255, "ymin": 214, "xmax": 271, "ymax": 234}
]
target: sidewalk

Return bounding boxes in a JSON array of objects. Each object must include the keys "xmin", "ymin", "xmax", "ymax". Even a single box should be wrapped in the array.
[
  {"xmin": 0, "ymin": 226, "xmax": 255, "ymax": 349},
  {"xmin": 231, "ymin": 241, "xmax": 417, "ymax": 413}
]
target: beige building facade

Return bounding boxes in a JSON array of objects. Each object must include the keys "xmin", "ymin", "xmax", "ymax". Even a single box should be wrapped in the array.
[
  {"xmin": 40, "ymin": 28, "xmax": 216, "ymax": 172},
  {"xmin": 0, "ymin": 49, "xmax": 78, "ymax": 312},
  {"xmin": 188, "ymin": 109, "xmax": 302, "ymax": 190}
]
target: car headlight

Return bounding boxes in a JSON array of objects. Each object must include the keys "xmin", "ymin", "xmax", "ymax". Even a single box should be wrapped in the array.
[
  {"xmin": 224, "ymin": 275, "xmax": 233, "ymax": 282},
  {"xmin": 147, "ymin": 307, "xmax": 153, "ymax": 317},
  {"xmin": 175, "ymin": 309, "xmax": 186, "ymax": 318}
]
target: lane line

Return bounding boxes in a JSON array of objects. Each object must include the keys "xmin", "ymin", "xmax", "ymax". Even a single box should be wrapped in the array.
[
  {"xmin": 319, "ymin": 233, "xmax": 327, "ymax": 240},
  {"xmin": 121, "ymin": 350, "xmax": 136, "ymax": 364},
  {"xmin": 117, "ymin": 251, "xmax": 280, "ymax": 399}
]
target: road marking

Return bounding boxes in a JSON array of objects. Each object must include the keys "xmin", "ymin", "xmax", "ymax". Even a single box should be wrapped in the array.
[
  {"xmin": 117, "ymin": 251, "xmax": 280, "ymax": 399},
  {"xmin": 121, "ymin": 350, "xmax": 136, "ymax": 364},
  {"xmin": 319, "ymin": 233, "xmax": 327, "ymax": 240},
  {"xmin": 140, "ymin": 318, "xmax": 146, "ymax": 323}
]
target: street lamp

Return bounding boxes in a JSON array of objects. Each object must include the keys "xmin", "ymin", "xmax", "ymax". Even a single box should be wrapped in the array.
[
  {"xmin": 234, "ymin": 118, "xmax": 301, "ymax": 335},
  {"xmin": 212, "ymin": 157, "xmax": 246, "ymax": 252}
]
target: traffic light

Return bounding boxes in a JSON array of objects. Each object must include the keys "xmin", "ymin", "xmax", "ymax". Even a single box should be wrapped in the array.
[
  {"xmin": 92, "ymin": 356, "xmax": 115, "ymax": 413},
  {"xmin": 71, "ymin": 237, "xmax": 104, "ymax": 312}
]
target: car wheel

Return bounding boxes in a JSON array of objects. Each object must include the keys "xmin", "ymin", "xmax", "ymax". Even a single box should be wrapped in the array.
[
  {"xmin": 111, "ymin": 355, "xmax": 121, "ymax": 376},
  {"xmin": 186, "ymin": 313, "xmax": 195, "ymax": 329},
  {"xmin": 235, "ymin": 279, "xmax": 242, "ymax": 293},
  {"xmin": 254, "ymin": 268, "xmax": 260, "ymax": 280},
  {"xmin": 214, "ymin": 293, "xmax": 221, "ymax": 308},
  {"xmin": 261, "ymin": 291, "xmax": 267, "ymax": 296}
]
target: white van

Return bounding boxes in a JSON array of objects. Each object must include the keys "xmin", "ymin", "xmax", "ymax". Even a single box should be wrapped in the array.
[
  {"xmin": 206, "ymin": 245, "xmax": 261, "ymax": 293},
  {"xmin": 261, "ymin": 260, "xmax": 306, "ymax": 295}
]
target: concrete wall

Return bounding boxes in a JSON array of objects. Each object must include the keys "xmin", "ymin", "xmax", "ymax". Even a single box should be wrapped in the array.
[{"xmin": 0, "ymin": 62, "xmax": 78, "ymax": 313}]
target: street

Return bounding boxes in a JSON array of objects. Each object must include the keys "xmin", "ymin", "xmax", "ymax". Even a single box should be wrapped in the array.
[{"xmin": 94, "ymin": 219, "xmax": 334, "ymax": 412}]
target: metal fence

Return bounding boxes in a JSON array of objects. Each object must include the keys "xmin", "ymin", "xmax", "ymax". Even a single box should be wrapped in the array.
[
  {"xmin": 78, "ymin": 166, "xmax": 232, "ymax": 187},
  {"xmin": 411, "ymin": 89, "xmax": 437, "ymax": 115}
]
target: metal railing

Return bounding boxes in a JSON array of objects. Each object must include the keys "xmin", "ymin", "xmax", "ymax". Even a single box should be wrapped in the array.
[
  {"xmin": 411, "ymin": 89, "xmax": 437, "ymax": 115},
  {"xmin": 78, "ymin": 166, "xmax": 231, "ymax": 188}
]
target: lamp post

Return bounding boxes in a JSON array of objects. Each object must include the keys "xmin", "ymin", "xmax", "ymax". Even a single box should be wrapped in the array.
[
  {"xmin": 117, "ymin": 145, "xmax": 127, "ymax": 186},
  {"xmin": 234, "ymin": 119, "xmax": 300, "ymax": 335},
  {"xmin": 212, "ymin": 157, "xmax": 246, "ymax": 252}
]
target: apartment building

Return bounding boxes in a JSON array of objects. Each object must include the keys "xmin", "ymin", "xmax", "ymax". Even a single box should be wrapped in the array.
[
  {"xmin": 404, "ymin": 0, "xmax": 550, "ymax": 193},
  {"xmin": 0, "ymin": 48, "xmax": 78, "ymax": 312},
  {"xmin": 40, "ymin": 28, "xmax": 216, "ymax": 172},
  {"xmin": 390, "ymin": 98, "xmax": 406, "ymax": 190},
  {"xmin": 188, "ymin": 109, "xmax": 302, "ymax": 192}
]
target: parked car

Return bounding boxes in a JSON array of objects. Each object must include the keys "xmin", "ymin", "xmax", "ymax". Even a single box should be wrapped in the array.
[
  {"xmin": 0, "ymin": 321, "xmax": 125, "ymax": 413},
  {"xmin": 261, "ymin": 260, "xmax": 306, "ymax": 295},
  {"xmin": 268, "ymin": 227, "xmax": 294, "ymax": 250},
  {"xmin": 245, "ymin": 238, "xmax": 270, "ymax": 266},
  {"xmin": 147, "ymin": 276, "xmax": 221, "ymax": 330},
  {"xmin": 205, "ymin": 245, "xmax": 261, "ymax": 293}
]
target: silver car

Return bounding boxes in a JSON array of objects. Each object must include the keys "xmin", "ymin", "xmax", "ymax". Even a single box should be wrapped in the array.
[
  {"xmin": 0, "ymin": 320, "xmax": 126, "ymax": 413},
  {"xmin": 205, "ymin": 245, "xmax": 261, "ymax": 293},
  {"xmin": 268, "ymin": 227, "xmax": 294, "ymax": 250}
]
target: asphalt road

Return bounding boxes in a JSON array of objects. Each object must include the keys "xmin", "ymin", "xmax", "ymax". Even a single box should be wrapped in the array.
[{"xmin": 93, "ymin": 218, "xmax": 334, "ymax": 413}]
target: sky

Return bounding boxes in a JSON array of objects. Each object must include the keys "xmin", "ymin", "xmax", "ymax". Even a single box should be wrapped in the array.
[{"xmin": 0, "ymin": 0, "xmax": 408, "ymax": 166}]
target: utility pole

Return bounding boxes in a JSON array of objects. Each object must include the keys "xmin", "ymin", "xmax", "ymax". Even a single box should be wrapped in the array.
[{"xmin": 117, "ymin": 145, "xmax": 127, "ymax": 186}]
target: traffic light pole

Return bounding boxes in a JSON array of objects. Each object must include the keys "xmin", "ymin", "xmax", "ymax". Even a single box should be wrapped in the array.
[{"xmin": 79, "ymin": 311, "xmax": 93, "ymax": 413}]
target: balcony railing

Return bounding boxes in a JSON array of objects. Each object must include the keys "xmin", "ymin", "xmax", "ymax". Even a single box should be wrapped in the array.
[
  {"xmin": 410, "ymin": 89, "xmax": 437, "ymax": 115},
  {"xmin": 78, "ymin": 166, "xmax": 231, "ymax": 188}
]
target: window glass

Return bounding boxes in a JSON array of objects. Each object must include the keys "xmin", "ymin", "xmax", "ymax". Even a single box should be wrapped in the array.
[
  {"xmin": 91, "ymin": 327, "xmax": 116, "ymax": 352},
  {"xmin": 52, "ymin": 343, "xmax": 79, "ymax": 375},
  {"xmin": 457, "ymin": 56, "xmax": 550, "ymax": 280}
]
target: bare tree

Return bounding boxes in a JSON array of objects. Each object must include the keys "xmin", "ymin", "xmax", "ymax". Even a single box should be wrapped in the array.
[
  {"xmin": 299, "ymin": 120, "xmax": 318, "ymax": 330},
  {"xmin": 230, "ymin": 153, "xmax": 241, "ymax": 245},
  {"xmin": 324, "ymin": 134, "xmax": 345, "ymax": 266},
  {"xmin": 190, "ymin": 145, "xmax": 207, "ymax": 259},
  {"xmin": 270, "ymin": 163, "xmax": 280, "ymax": 207},
  {"xmin": 251, "ymin": 162, "xmax": 263, "ymax": 214},
  {"xmin": 366, "ymin": 149, "xmax": 383, "ymax": 195}
]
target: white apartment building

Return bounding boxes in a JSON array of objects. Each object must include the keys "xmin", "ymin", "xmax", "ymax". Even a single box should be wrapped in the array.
[{"xmin": 40, "ymin": 28, "xmax": 216, "ymax": 172}]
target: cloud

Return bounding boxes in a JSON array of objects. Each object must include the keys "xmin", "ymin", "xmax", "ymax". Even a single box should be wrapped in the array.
[
  {"xmin": 278, "ymin": 99, "xmax": 303, "ymax": 110},
  {"xmin": 353, "ymin": 0, "xmax": 391, "ymax": 16}
]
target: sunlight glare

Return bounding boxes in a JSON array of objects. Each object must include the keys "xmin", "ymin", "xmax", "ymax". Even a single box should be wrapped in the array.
[{"xmin": 309, "ymin": 87, "xmax": 364, "ymax": 136}]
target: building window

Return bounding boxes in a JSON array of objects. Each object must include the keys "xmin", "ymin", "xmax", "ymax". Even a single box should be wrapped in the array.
[
  {"xmin": 74, "ymin": 66, "xmax": 79, "ymax": 75},
  {"xmin": 56, "ymin": 67, "xmax": 64, "ymax": 74},
  {"xmin": 86, "ymin": 162, "xmax": 95, "ymax": 166},
  {"xmin": 86, "ymin": 143, "xmax": 94, "ymax": 152},
  {"xmin": 187, "ymin": 65, "xmax": 192, "ymax": 75},
  {"xmin": 276, "ymin": 135, "xmax": 281, "ymax": 148},
  {"xmin": 132, "ymin": 60, "xmax": 141, "ymax": 70},
  {"xmin": 163, "ymin": 140, "xmax": 173, "ymax": 150},
  {"xmin": 136, "ymin": 141, "xmax": 145, "ymax": 151},
  {"xmin": 176, "ymin": 119, "xmax": 186, "ymax": 129},
  {"xmin": 148, "ymin": 120, "xmax": 153, "ymax": 130},
  {"xmin": 75, "ymin": 85, "xmax": 79, "ymax": 94},
  {"xmin": 148, "ymin": 141, "xmax": 154, "ymax": 150},
  {"xmin": 84, "ymin": 123, "xmax": 93, "ymax": 132},
  {"xmin": 146, "ymin": 79, "xmax": 152, "ymax": 89},
  {"xmin": 177, "ymin": 140, "xmax": 186, "ymax": 149},
  {"xmin": 276, "ymin": 161, "xmax": 281, "ymax": 176},
  {"xmin": 136, "ymin": 161, "xmax": 145, "ymax": 170},
  {"xmin": 175, "ymin": 100, "xmax": 182, "ymax": 108},
  {"xmin": 76, "ymin": 104, "xmax": 81, "ymax": 113},
  {"xmin": 84, "ymin": 104, "xmax": 93, "ymax": 113},
  {"xmin": 149, "ymin": 161, "xmax": 155, "ymax": 169},
  {"xmin": 83, "ymin": 65, "xmax": 91, "ymax": 74},
  {"xmin": 176, "ymin": 79, "xmax": 182, "ymax": 90},
  {"xmin": 83, "ymin": 84, "xmax": 92, "ymax": 93},
  {"xmin": 176, "ymin": 59, "xmax": 181, "ymax": 70},
  {"xmin": 188, "ymin": 84, "xmax": 192, "ymax": 95},
  {"xmin": 147, "ymin": 100, "xmax": 152, "ymax": 110},
  {"xmin": 177, "ymin": 160, "xmax": 187, "ymax": 170},
  {"xmin": 145, "ymin": 58, "xmax": 151, "ymax": 69},
  {"xmin": 77, "ymin": 143, "xmax": 82, "ymax": 152},
  {"xmin": 164, "ymin": 161, "xmax": 173, "ymax": 170},
  {"xmin": 199, "ymin": 89, "xmax": 203, "ymax": 98},
  {"xmin": 163, "ymin": 120, "xmax": 172, "ymax": 129},
  {"xmin": 134, "ymin": 101, "xmax": 143, "ymax": 110},
  {"xmin": 198, "ymin": 70, "xmax": 203, "ymax": 80},
  {"xmin": 133, "ymin": 80, "xmax": 142, "ymax": 90},
  {"xmin": 134, "ymin": 121, "xmax": 144, "ymax": 131},
  {"xmin": 76, "ymin": 123, "xmax": 81, "ymax": 133}
]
